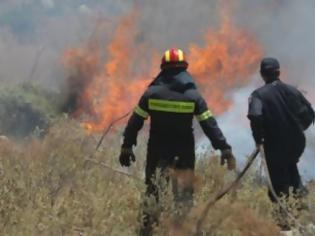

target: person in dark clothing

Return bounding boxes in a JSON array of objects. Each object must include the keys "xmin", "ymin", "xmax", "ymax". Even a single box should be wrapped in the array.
[
  {"xmin": 119, "ymin": 48, "xmax": 235, "ymax": 235},
  {"xmin": 248, "ymin": 58, "xmax": 315, "ymax": 202}
]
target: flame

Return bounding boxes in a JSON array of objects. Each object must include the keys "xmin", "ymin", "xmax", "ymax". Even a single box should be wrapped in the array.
[
  {"xmin": 63, "ymin": 10, "xmax": 154, "ymax": 132},
  {"xmin": 189, "ymin": 6, "xmax": 262, "ymax": 113},
  {"xmin": 63, "ymin": 5, "xmax": 263, "ymax": 133}
]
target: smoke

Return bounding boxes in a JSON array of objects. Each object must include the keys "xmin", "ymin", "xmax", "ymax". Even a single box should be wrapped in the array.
[
  {"xmin": 41, "ymin": 0, "xmax": 55, "ymax": 9},
  {"xmin": 236, "ymin": 0, "xmax": 315, "ymax": 88},
  {"xmin": 0, "ymin": 0, "xmax": 131, "ymax": 87},
  {"xmin": 1, "ymin": 1, "xmax": 315, "ymax": 90},
  {"xmin": 0, "ymin": 1, "xmax": 245, "ymax": 85},
  {"xmin": 137, "ymin": 0, "xmax": 219, "ymax": 49}
]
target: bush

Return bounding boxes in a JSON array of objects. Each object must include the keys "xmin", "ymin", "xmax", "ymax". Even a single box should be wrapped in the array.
[{"xmin": 0, "ymin": 82, "xmax": 61, "ymax": 139}]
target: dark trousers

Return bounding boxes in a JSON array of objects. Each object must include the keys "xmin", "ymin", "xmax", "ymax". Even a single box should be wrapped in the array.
[
  {"xmin": 264, "ymin": 147, "xmax": 308, "ymax": 230},
  {"xmin": 265, "ymin": 159, "xmax": 302, "ymax": 202},
  {"xmin": 139, "ymin": 142, "xmax": 195, "ymax": 235},
  {"xmin": 263, "ymin": 137, "xmax": 306, "ymax": 201}
]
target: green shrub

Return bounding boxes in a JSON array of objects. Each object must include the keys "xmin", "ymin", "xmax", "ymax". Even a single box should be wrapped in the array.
[{"xmin": 0, "ymin": 82, "xmax": 61, "ymax": 138}]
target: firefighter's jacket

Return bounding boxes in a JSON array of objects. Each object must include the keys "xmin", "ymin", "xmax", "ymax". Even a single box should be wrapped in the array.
[
  {"xmin": 248, "ymin": 79, "xmax": 315, "ymax": 162},
  {"xmin": 122, "ymin": 68, "xmax": 231, "ymax": 152}
]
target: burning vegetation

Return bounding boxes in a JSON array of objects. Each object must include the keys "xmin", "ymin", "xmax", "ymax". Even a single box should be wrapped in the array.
[{"xmin": 62, "ymin": 4, "xmax": 262, "ymax": 132}]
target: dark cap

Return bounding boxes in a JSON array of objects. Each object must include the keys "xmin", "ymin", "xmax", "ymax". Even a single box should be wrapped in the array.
[{"xmin": 260, "ymin": 57, "xmax": 280, "ymax": 72}]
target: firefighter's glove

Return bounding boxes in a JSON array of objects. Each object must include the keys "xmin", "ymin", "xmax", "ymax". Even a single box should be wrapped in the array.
[
  {"xmin": 220, "ymin": 149, "xmax": 236, "ymax": 171},
  {"xmin": 119, "ymin": 147, "xmax": 136, "ymax": 167}
]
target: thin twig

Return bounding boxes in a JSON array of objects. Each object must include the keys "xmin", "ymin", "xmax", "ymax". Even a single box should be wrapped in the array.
[
  {"xmin": 85, "ymin": 158, "xmax": 142, "ymax": 181},
  {"xmin": 95, "ymin": 111, "xmax": 131, "ymax": 152},
  {"xmin": 28, "ymin": 46, "xmax": 45, "ymax": 81}
]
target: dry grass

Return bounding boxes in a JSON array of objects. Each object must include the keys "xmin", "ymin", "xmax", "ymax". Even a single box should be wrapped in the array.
[{"xmin": 0, "ymin": 118, "xmax": 314, "ymax": 236}]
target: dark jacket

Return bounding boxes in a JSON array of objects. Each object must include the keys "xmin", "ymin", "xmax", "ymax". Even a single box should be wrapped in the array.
[
  {"xmin": 248, "ymin": 79, "xmax": 314, "ymax": 161},
  {"xmin": 123, "ymin": 68, "xmax": 231, "ymax": 151}
]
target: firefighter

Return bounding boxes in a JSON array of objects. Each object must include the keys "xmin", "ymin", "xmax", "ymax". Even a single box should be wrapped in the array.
[
  {"xmin": 247, "ymin": 58, "xmax": 314, "ymax": 212},
  {"xmin": 119, "ymin": 48, "xmax": 236, "ymax": 235}
]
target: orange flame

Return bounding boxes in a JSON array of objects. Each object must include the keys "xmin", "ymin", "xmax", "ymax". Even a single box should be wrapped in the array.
[
  {"xmin": 189, "ymin": 6, "xmax": 262, "ymax": 113},
  {"xmin": 63, "ymin": 5, "xmax": 263, "ymax": 133}
]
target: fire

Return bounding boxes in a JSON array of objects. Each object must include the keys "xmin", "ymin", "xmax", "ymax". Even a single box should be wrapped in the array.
[
  {"xmin": 189, "ymin": 7, "xmax": 262, "ymax": 113},
  {"xmin": 63, "ymin": 5, "xmax": 263, "ymax": 133},
  {"xmin": 63, "ymin": 10, "xmax": 153, "ymax": 132}
]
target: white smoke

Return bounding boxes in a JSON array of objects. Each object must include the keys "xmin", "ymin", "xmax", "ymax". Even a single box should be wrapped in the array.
[
  {"xmin": 41, "ymin": 0, "xmax": 55, "ymax": 9},
  {"xmin": 78, "ymin": 5, "xmax": 92, "ymax": 15},
  {"xmin": 0, "ymin": 0, "xmax": 131, "ymax": 87},
  {"xmin": 236, "ymin": 0, "xmax": 315, "ymax": 89}
]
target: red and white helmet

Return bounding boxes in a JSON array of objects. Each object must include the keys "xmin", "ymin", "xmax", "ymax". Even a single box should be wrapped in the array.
[{"xmin": 161, "ymin": 48, "xmax": 188, "ymax": 70}]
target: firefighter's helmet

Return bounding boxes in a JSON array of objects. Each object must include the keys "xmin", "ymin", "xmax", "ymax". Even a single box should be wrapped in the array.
[{"xmin": 161, "ymin": 48, "xmax": 188, "ymax": 70}]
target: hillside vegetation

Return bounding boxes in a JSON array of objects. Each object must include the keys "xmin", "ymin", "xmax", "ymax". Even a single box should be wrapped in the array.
[
  {"xmin": 0, "ymin": 118, "xmax": 314, "ymax": 236},
  {"xmin": 0, "ymin": 83, "xmax": 61, "ymax": 139}
]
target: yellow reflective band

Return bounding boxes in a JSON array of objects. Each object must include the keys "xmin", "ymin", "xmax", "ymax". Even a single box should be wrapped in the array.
[
  {"xmin": 197, "ymin": 110, "xmax": 213, "ymax": 121},
  {"xmin": 149, "ymin": 99, "xmax": 195, "ymax": 113},
  {"xmin": 178, "ymin": 49, "xmax": 184, "ymax": 61},
  {"xmin": 134, "ymin": 106, "xmax": 149, "ymax": 119},
  {"xmin": 165, "ymin": 50, "xmax": 171, "ymax": 62}
]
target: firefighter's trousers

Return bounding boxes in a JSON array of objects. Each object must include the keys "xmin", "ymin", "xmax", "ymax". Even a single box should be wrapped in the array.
[{"xmin": 139, "ymin": 142, "xmax": 195, "ymax": 235}]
